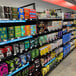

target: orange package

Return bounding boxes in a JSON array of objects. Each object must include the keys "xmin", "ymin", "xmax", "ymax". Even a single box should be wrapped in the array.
[
  {"xmin": 24, "ymin": 8, "xmax": 30, "ymax": 19},
  {"xmin": 25, "ymin": 25, "xmax": 31, "ymax": 36}
]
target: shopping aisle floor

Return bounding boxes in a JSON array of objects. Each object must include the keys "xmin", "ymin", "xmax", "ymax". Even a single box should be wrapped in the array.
[{"xmin": 48, "ymin": 49, "xmax": 76, "ymax": 76}]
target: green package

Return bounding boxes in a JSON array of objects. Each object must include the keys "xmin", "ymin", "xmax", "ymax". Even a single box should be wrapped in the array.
[
  {"xmin": 11, "ymin": 7, "xmax": 18, "ymax": 14},
  {"xmin": 12, "ymin": 14, "xmax": 18, "ymax": 19},
  {"xmin": 35, "ymin": 38, "xmax": 39, "ymax": 47},
  {"xmin": 43, "ymin": 35, "xmax": 47, "ymax": 43},
  {"xmin": 35, "ymin": 49, "xmax": 39, "ymax": 57},
  {"xmin": 39, "ymin": 36, "xmax": 44, "ymax": 45},
  {"xmin": 21, "ymin": 25, "xmax": 25, "ymax": 37},
  {"xmin": 0, "ymin": 27, "xmax": 7, "ymax": 41},
  {"xmin": 31, "ymin": 49, "xmax": 36, "ymax": 59},
  {"xmin": 6, "ymin": 60, "xmax": 15, "ymax": 72},
  {"xmin": 25, "ymin": 40, "xmax": 30, "ymax": 50},
  {"xmin": 8, "ymin": 26, "xmax": 15, "ymax": 39},
  {"xmin": 15, "ymin": 26, "xmax": 21, "ymax": 38}
]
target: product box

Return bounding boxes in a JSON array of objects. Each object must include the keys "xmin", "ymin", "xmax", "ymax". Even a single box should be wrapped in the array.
[
  {"xmin": 30, "ymin": 39, "xmax": 35, "ymax": 48},
  {"xmin": 35, "ymin": 49, "xmax": 39, "ymax": 57},
  {"xmin": 11, "ymin": 7, "xmax": 18, "ymax": 14},
  {"xmin": 18, "ymin": 8, "xmax": 24, "ymax": 20},
  {"xmin": 26, "ymin": 52, "xmax": 31, "ymax": 62},
  {"xmin": 24, "ymin": 8, "xmax": 30, "ymax": 19},
  {"xmin": 25, "ymin": 25, "xmax": 31, "ymax": 36},
  {"xmin": 39, "ymin": 36, "xmax": 44, "ymax": 45},
  {"xmin": 34, "ymin": 38, "xmax": 39, "ymax": 47},
  {"xmin": 19, "ymin": 42, "xmax": 25, "ymax": 53},
  {"xmin": 19, "ymin": 54, "xmax": 27, "ymax": 65},
  {"xmin": 7, "ymin": 26, "xmax": 15, "ymax": 40},
  {"xmin": 14, "ymin": 57, "xmax": 22, "ymax": 68},
  {"xmin": 14, "ymin": 72, "xmax": 21, "ymax": 76},
  {"xmin": 21, "ymin": 25, "xmax": 25, "ymax": 37},
  {"xmin": 31, "ymin": 49, "xmax": 36, "ymax": 60},
  {"xmin": 15, "ymin": 26, "xmax": 21, "ymax": 38},
  {"xmin": 0, "ymin": 27, "xmax": 7, "ymax": 42},
  {"xmin": 0, "ymin": 63, "xmax": 8, "ymax": 76},
  {"xmin": 4, "ymin": 46, "xmax": 12, "ymax": 57},
  {"xmin": 31, "ymin": 25, "xmax": 37, "ymax": 35},
  {"xmin": 12, "ymin": 44, "xmax": 19, "ymax": 55},
  {"xmin": 6, "ymin": 60, "xmax": 15, "ymax": 73},
  {"xmin": 22, "ymin": 68, "xmax": 29, "ymax": 76},
  {"xmin": 24, "ymin": 40, "xmax": 30, "ymax": 51},
  {"xmin": 0, "ymin": 48, "xmax": 5, "ymax": 59}
]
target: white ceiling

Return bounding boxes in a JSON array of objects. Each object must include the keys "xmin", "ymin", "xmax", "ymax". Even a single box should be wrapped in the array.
[{"xmin": 0, "ymin": 0, "xmax": 75, "ymax": 12}]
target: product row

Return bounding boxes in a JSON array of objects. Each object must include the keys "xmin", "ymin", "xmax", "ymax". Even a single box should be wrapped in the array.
[
  {"xmin": 0, "ymin": 25, "xmax": 37, "ymax": 42},
  {"xmin": 0, "ymin": 58, "xmax": 41, "ymax": 76},
  {"xmin": 38, "ymin": 21, "xmax": 62, "ymax": 34},
  {"xmin": 0, "ymin": 6, "xmax": 36, "ymax": 20}
]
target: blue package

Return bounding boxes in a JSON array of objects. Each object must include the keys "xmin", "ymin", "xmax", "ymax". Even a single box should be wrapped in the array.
[
  {"xmin": 19, "ymin": 55, "xmax": 27, "ymax": 65},
  {"xmin": 18, "ymin": 8, "xmax": 24, "ymax": 20}
]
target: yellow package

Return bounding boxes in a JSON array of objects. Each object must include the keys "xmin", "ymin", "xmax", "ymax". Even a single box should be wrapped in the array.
[{"xmin": 42, "ymin": 68, "xmax": 47, "ymax": 76}]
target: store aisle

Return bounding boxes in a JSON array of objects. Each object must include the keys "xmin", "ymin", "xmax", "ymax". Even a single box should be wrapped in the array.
[{"xmin": 48, "ymin": 49, "xmax": 76, "ymax": 76}]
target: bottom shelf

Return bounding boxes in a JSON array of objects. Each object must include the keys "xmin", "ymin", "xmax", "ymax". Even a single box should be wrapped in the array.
[
  {"xmin": 44, "ymin": 47, "xmax": 75, "ymax": 76},
  {"xmin": 7, "ymin": 62, "xmax": 29, "ymax": 76}
]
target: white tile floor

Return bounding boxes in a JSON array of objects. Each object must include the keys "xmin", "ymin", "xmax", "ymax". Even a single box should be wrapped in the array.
[{"xmin": 48, "ymin": 49, "xmax": 76, "ymax": 76}]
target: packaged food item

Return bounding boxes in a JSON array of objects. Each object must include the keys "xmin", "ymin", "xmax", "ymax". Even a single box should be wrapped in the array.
[
  {"xmin": 6, "ymin": 60, "xmax": 15, "ymax": 73},
  {"xmin": 30, "ymin": 39, "xmax": 35, "ymax": 49},
  {"xmin": 31, "ymin": 25, "xmax": 37, "ymax": 35},
  {"xmin": 34, "ymin": 38, "xmax": 39, "ymax": 47},
  {"xmin": 7, "ymin": 26, "xmax": 15, "ymax": 40},
  {"xmin": 25, "ymin": 25, "xmax": 31, "ymax": 36},
  {"xmin": 22, "ymin": 68, "xmax": 29, "ymax": 76},
  {"xmin": 4, "ymin": 46, "xmax": 12, "ymax": 57},
  {"xmin": 21, "ymin": 25, "xmax": 25, "ymax": 37},
  {"xmin": 14, "ymin": 57, "xmax": 22, "ymax": 68},
  {"xmin": 0, "ymin": 27, "xmax": 7, "ymax": 42},
  {"xmin": 0, "ymin": 48, "xmax": 5, "ymax": 59},
  {"xmin": 24, "ymin": 40, "xmax": 30, "ymax": 51},
  {"xmin": 18, "ymin": 8, "xmax": 24, "ymax": 20},
  {"xmin": 0, "ymin": 63, "xmax": 8, "ymax": 76},
  {"xmin": 26, "ymin": 52, "xmax": 31, "ymax": 62},
  {"xmin": 19, "ymin": 42, "xmax": 25, "ymax": 53},
  {"xmin": 24, "ymin": 8, "xmax": 30, "ymax": 19},
  {"xmin": 12, "ymin": 43, "xmax": 19, "ymax": 55},
  {"xmin": 15, "ymin": 26, "xmax": 21, "ymax": 38},
  {"xmin": 35, "ymin": 49, "xmax": 39, "ymax": 57},
  {"xmin": 39, "ymin": 36, "xmax": 44, "ymax": 45},
  {"xmin": 31, "ymin": 49, "xmax": 36, "ymax": 60},
  {"xmin": 11, "ymin": 7, "xmax": 18, "ymax": 20},
  {"xmin": 19, "ymin": 54, "xmax": 27, "ymax": 65}
]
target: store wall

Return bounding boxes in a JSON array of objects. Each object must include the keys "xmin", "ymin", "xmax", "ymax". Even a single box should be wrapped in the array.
[{"xmin": 0, "ymin": 0, "xmax": 75, "ymax": 13}]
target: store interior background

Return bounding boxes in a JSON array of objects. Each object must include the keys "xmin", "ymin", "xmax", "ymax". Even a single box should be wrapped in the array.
[{"xmin": 0, "ymin": 0, "xmax": 76, "ymax": 13}]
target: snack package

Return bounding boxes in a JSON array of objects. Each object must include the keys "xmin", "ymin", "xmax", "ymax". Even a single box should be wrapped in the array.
[
  {"xmin": 7, "ymin": 26, "xmax": 15, "ymax": 40},
  {"xmin": 6, "ymin": 60, "xmax": 15, "ymax": 72},
  {"xmin": 19, "ymin": 42, "xmax": 25, "ymax": 53},
  {"xmin": 0, "ymin": 63, "xmax": 8, "ymax": 76},
  {"xmin": 12, "ymin": 44, "xmax": 19, "ymax": 55},
  {"xmin": 19, "ymin": 54, "xmax": 27, "ymax": 65},
  {"xmin": 31, "ymin": 25, "xmax": 37, "ymax": 35},
  {"xmin": 4, "ymin": 46, "xmax": 12, "ymax": 57},
  {"xmin": 30, "ymin": 39, "xmax": 35, "ymax": 49},
  {"xmin": 15, "ymin": 26, "xmax": 21, "ymax": 38},
  {"xmin": 14, "ymin": 57, "xmax": 22, "ymax": 68},
  {"xmin": 25, "ymin": 25, "xmax": 31, "ymax": 36},
  {"xmin": 21, "ymin": 25, "xmax": 25, "ymax": 37},
  {"xmin": 0, "ymin": 27, "xmax": 7, "ymax": 42},
  {"xmin": 24, "ymin": 40, "xmax": 30, "ymax": 51},
  {"xmin": 18, "ymin": 8, "xmax": 24, "ymax": 20}
]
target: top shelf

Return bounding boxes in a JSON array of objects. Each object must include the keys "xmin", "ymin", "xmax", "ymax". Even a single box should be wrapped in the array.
[{"xmin": 0, "ymin": 18, "xmax": 75, "ymax": 27}]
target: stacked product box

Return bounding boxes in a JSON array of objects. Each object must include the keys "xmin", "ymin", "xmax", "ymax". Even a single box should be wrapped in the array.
[
  {"xmin": 11, "ymin": 7, "xmax": 18, "ymax": 20},
  {"xmin": 18, "ymin": 8, "xmax": 24, "ymax": 20},
  {"xmin": 30, "ymin": 9, "xmax": 36, "ymax": 19},
  {"xmin": 63, "ymin": 33, "xmax": 71, "ymax": 44},
  {"xmin": 63, "ymin": 44, "xmax": 71, "ymax": 57}
]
